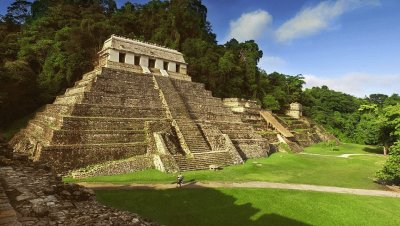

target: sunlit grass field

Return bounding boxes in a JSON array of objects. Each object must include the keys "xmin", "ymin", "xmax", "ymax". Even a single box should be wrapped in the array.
[
  {"xmin": 66, "ymin": 143, "xmax": 387, "ymax": 190},
  {"xmin": 96, "ymin": 188, "xmax": 400, "ymax": 226}
]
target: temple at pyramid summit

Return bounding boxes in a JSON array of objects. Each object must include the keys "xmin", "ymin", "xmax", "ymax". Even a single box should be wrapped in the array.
[{"xmin": 10, "ymin": 35, "xmax": 334, "ymax": 177}]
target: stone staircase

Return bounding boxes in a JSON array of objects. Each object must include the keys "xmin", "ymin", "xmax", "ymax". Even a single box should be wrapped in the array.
[
  {"xmin": 173, "ymin": 151, "xmax": 236, "ymax": 171},
  {"xmin": 10, "ymin": 68, "xmax": 166, "ymax": 173},
  {"xmin": 275, "ymin": 115, "xmax": 324, "ymax": 147},
  {"xmin": 176, "ymin": 119, "xmax": 210, "ymax": 153},
  {"xmin": 154, "ymin": 76, "xmax": 238, "ymax": 170},
  {"xmin": 171, "ymin": 79, "xmax": 269, "ymax": 159}
]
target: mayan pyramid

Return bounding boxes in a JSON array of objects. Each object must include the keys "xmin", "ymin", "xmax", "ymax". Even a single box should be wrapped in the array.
[{"xmin": 10, "ymin": 35, "xmax": 270, "ymax": 174}]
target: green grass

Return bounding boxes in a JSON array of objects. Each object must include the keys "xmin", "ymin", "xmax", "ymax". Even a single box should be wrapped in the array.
[
  {"xmin": 304, "ymin": 142, "xmax": 383, "ymax": 155},
  {"xmin": 96, "ymin": 188, "xmax": 400, "ymax": 226},
  {"xmin": 66, "ymin": 143, "xmax": 387, "ymax": 190}
]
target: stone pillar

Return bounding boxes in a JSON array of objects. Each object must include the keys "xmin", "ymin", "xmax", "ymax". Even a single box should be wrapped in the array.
[
  {"xmin": 125, "ymin": 53, "xmax": 135, "ymax": 65},
  {"xmin": 140, "ymin": 56, "xmax": 149, "ymax": 67},
  {"xmin": 168, "ymin": 62, "xmax": 177, "ymax": 72},
  {"xmin": 108, "ymin": 49, "xmax": 119, "ymax": 62},
  {"xmin": 180, "ymin": 64, "xmax": 187, "ymax": 75},
  {"xmin": 155, "ymin": 59, "xmax": 163, "ymax": 70}
]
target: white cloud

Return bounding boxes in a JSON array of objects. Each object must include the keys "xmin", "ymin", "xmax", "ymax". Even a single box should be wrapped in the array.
[
  {"xmin": 304, "ymin": 72, "xmax": 400, "ymax": 97},
  {"xmin": 259, "ymin": 56, "xmax": 287, "ymax": 73},
  {"xmin": 276, "ymin": 0, "xmax": 380, "ymax": 43},
  {"xmin": 226, "ymin": 10, "xmax": 272, "ymax": 42}
]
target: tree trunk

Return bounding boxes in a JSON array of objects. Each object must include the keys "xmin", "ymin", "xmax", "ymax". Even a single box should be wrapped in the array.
[{"xmin": 383, "ymin": 146, "xmax": 388, "ymax": 156}]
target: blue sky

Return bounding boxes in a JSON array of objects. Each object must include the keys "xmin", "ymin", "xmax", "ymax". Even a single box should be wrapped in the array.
[{"xmin": 1, "ymin": 0, "xmax": 399, "ymax": 96}]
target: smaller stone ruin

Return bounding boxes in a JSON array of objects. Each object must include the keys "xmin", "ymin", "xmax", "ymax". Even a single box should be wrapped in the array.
[{"xmin": 286, "ymin": 102, "xmax": 303, "ymax": 119}]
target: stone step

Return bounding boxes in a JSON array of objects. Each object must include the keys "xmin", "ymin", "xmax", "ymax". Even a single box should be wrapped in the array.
[
  {"xmin": 187, "ymin": 104, "xmax": 233, "ymax": 112},
  {"xmin": 214, "ymin": 123, "xmax": 253, "ymax": 131},
  {"xmin": 51, "ymin": 130, "xmax": 146, "ymax": 145},
  {"xmin": 178, "ymin": 125, "xmax": 199, "ymax": 130},
  {"xmin": 176, "ymin": 89, "xmax": 213, "ymax": 97},
  {"xmin": 81, "ymin": 70, "xmax": 100, "ymax": 80},
  {"xmin": 24, "ymin": 121, "xmax": 53, "ymax": 144},
  {"xmin": 192, "ymin": 114, "xmax": 241, "ymax": 123},
  {"xmin": 186, "ymin": 142, "xmax": 209, "ymax": 147},
  {"xmin": 75, "ymin": 77, "xmax": 95, "ymax": 87},
  {"xmin": 231, "ymin": 138, "xmax": 267, "ymax": 145},
  {"xmin": 189, "ymin": 149, "xmax": 212, "ymax": 154},
  {"xmin": 61, "ymin": 117, "xmax": 154, "ymax": 130},
  {"xmin": 222, "ymin": 132, "xmax": 261, "ymax": 140},
  {"xmin": 99, "ymin": 69, "xmax": 153, "ymax": 82},
  {"xmin": 92, "ymin": 77, "xmax": 156, "ymax": 89},
  {"xmin": 184, "ymin": 138, "xmax": 208, "ymax": 144},
  {"xmin": 91, "ymin": 83, "xmax": 158, "ymax": 95},
  {"xmin": 81, "ymin": 92, "xmax": 162, "ymax": 108},
  {"xmin": 54, "ymin": 93, "xmax": 84, "ymax": 105},
  {"xmin": 185, "ymin": 100, "xmax": 230, "ymax": 109},
  {"xmin": 180, "ymin": 130, "xmax": 203, "ymax": 136},
  {"xmin": 34, "ymin": 112, "xmax": 62, "ymax": 127},
  {"xmin": 171, "ymin": 80, "xmax": 206, "ymax": 89},
  {"xmin": 183, "ymin": 95, "xmax": 221, "ymax": 102},
  {"xmin": 96, "ymin": 76, "xmax": 154, "ymax": 87},
  {"xmin": 44, "ymin": 104, "xmax": 73, "ymax": 115},
  {"xmin": 173, "ymin": 151, "xmax": 234, "ymax": 171},
  {"xmin": 65, "ymin": 86, "xmax": 92, "ymax": 96},
  {"xmin": 185, "ymin": 139, "xmax": 210, "ymax": 146},
  {"xmin": 189, "ymin": 108, "xmax": 236, "ymax": 116},
  {"xmin": 41, "ymin": 142, "xmax": 148, "ymax": 171},
  {"xmin": 69, "ymin": 104, "xmax": 166, "ymax": 118}
]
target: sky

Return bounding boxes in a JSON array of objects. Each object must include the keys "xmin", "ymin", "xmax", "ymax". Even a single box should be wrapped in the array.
[{"xmin": 1, "ymin": 0, "xmax": 399, "ymax": 97}]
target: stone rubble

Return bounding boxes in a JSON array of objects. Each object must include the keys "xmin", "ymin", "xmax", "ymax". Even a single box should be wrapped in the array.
[{"xmin": 0, "ymin": 144, "xmax": 157, "ymax": 226}]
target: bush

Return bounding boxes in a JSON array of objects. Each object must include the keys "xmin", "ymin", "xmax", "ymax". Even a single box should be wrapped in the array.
[{"xmin": 376, "ymin": 142, "xmax": 400, "ymax": 185}]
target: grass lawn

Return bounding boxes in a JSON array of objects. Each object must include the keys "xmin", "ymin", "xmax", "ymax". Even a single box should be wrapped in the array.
[
  {"xmin": 96, "ymin": 188, "xmax": 400, "ymax": 226},
  {"xmin": 304, "ymin": 142, "xmax": 383, "ymax": 155},
  {"xmin": 65, "ymin": 143, "xmax": 387, "ymax": 190}
]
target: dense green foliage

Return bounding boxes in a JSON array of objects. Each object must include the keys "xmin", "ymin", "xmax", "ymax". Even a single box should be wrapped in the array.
[
  {"xmin": 377, "ymin": 142, "xmax": 400, "ymax": 185},
  {"xmin": 96, "ymin": 188, "xmax": 400, "ymax": 226},
  {"xmin": 302, "ymin": 86, "xmax": 400, "ymax": 147},
  {"xmin": 66, "ymin": 143, "xmax": 387, "ymax": 190},
  {"xmin": 0, "ymin": 0, "xmax": 303, "ymax": 127}
]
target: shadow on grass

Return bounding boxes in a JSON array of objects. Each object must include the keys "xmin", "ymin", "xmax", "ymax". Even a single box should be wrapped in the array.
[
  {"xmin": 95, "ymin": 185, "xmax": 310, "ymax": 226},
  {"xmin": 363, "ymin": 146, "xmax": 383, "ymax": 154}
]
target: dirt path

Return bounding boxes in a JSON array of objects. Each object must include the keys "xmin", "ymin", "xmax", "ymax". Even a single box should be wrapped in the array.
[{"xmin": 77, "ymin": 181, "xmax": 400, "ymax": 198}]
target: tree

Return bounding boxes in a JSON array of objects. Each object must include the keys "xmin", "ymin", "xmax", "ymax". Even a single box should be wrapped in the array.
[
  {"xmin": 380, "ymin": 104, "xmax": 400, "ymax": 155},
  {"xmin": 302, "ymin": 86, "xmax": 362, "ymax": 142},
  {"xmin": 262, "ymin": 95, "xmax": 280, "ymax": 110},
  {"xmin": 4, "ymin": 0, "xmax": 32, "ymax": 24},
  {"xmin": 368, "ymin": 94, "xmax": 388, "ymax": 107},
  {"xmin": 376, "ymin": 142, "xmax": 400, "ymax": 185}
]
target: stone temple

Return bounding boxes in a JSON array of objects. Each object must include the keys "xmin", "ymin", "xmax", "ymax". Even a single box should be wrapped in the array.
[{"xmin": 10, "ymin": 35, "xmax": 333, "ymax": 176}]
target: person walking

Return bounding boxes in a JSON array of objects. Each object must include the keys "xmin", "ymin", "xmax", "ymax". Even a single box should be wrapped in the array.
[{"xmin": 177, "ymin": 174, "xmax": 184, "ymax": 187}]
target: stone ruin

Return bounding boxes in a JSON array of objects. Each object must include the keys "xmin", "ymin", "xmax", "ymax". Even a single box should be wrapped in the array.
[
  {"xmin": 222, "ymin": 98, "xmax": 335, "ymax": 152},
  {"xmin": 286, "ymin": 102, "xmax": 303, "ymax": 119},
  {"xmin": 9, "ymin": 35, "xmax": 334, "ymax": 177}
]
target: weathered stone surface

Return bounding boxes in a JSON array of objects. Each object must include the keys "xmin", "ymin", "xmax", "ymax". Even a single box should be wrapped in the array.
[
  {"xmin": 0, "ymin": 147, "xmax": 157, "ymax": 226},
  {"xmin": 223, "ymin": 98, "xmax": 337, "ymax": 151}
]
